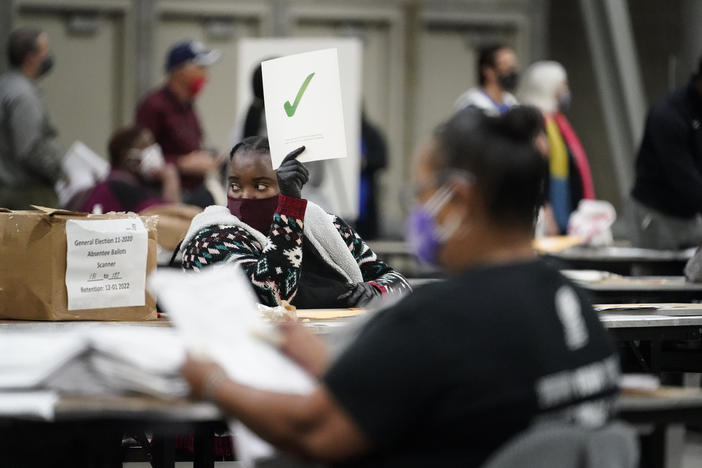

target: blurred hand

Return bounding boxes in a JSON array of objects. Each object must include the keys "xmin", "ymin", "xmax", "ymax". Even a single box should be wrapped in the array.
[
  {"xmin": 336, "ymin": 283, "xmax": 381, "ymax": 308},
  {"xmin": 278, "ymin": 319, "xmax": 330, "ymax": 377},
  {"xmin": 181, "ymin": 354, "xmax": 229, "ymax": 400},
  {"xmin": 157, "ymin": 163, "xmax": 181, "ymax": 203},
  {"xmin": 213, "ymin": 152, "xmax": 228, "ymax": 167},
  {"xmin": 276, "ymin": 146, "xmax": 309, "ymax": 198},
  {"xmin": 156, "ymin": 162, "xmax": 179, "ymax": 181},
  {"xmin": 178, "ymin": 151, "xmax": 221, "ymax": 176}
]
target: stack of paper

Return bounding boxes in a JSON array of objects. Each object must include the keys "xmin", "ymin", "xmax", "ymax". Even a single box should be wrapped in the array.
[
  {"xmin": 54, "ymin": 140, "xmax": 110, "ymax": 207},
  {"xmin": 0, "ymin": 326, "xmax": 190, "ymax": 419},
  {"xmin": 149, "ymin": 265, "xmax": 315, "ymax": 465},
  {"xmin": 87, "ymin": 327, "xmax": 188, "ymax": 398},
  {"xmin": 0, "ymin": 333, "xmax": 86, "ymax": 419},
  {"xmin": 45, "ymin": 327, "xmax": 189, "ymax": 399},
  {"xmin": 0, "ymin": 391, "xmax": 59, "ymax": 420},
  {"xmin": 0, "ymin": 332, "xmax": 87, "ymax": 390}
]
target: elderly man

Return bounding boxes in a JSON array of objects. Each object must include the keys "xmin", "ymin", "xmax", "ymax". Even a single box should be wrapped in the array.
[
  {"xmin": 0, "ymin": 27, "xmax": 63, "ymax": 208},
  {"xmin": 136, "ymin": 40, "xmax": 223, "ymax": 208}
]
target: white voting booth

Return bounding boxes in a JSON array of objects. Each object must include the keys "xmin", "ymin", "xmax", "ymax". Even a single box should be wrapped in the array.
[{"xmin": 235, "ymin": 38, "xmax": 362, "ymax": 220}]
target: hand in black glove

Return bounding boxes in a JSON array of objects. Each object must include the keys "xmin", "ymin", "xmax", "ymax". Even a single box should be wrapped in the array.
[
  {"xmin": 277, "ymin": 146, "xmax": 309, "ymax": 198},
  {"xmin": 336, "ymin": 282, "xmax": 381, "ymax": 307}
]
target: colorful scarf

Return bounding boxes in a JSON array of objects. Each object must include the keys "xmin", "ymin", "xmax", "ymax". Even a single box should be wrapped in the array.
[
  {"xmin": 545, "ymin": 113, "xmax": 596, "ymax": 232},
  {"xmin": 545, "ymin": 115, "xmax": 571, "ymax": 232},
  {"xmin": 554, "ymin": 112, "xmax": 595, "ymax": 200}
]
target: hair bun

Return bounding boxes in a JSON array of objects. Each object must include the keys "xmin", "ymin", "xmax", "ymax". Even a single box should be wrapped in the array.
[{"xmin": 496, "ymin": 105, "xmax": 546, "ymax": 142}]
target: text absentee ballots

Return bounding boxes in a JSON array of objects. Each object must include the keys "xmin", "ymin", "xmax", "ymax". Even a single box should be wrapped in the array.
[{"xmin": 65, "ymin": 218, "xmax": 148, "ymax": 311}]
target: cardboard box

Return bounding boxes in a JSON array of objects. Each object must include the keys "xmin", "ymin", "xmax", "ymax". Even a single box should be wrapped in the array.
[
  {"xmin": 0, "ymin": 206, "xmax": 158, "ymax": 321},
  {"xmin": 140, "ymin": 203, "xmax": 202, "ymax": 251}
]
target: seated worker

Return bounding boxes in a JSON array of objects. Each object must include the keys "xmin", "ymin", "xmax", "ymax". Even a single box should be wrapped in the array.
[
  {"xmin": 181, "ymin": 109, "xmax": 620, "ymax": 466},
  {"xmin": 180, "ymin": 136, "xmax": 410, "ymax": 308},
  {"xmin": 501, "ymin": 105, "xmax": 560, "ymax": 236},
  {"xmin": 79, "ymin": 126, "xmax": 180, "ymax": 213}
]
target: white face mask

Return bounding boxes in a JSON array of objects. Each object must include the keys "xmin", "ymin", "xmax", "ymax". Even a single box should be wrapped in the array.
[{"xmin": 137, "ymin": 144, "xmax": 165, "ymax": 178}]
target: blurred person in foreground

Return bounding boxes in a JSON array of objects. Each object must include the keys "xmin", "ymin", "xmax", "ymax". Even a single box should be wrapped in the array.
[
  {"xmin": 180, "ymin": 136, "xmax": 410, "ymax": 308},
  {"xmin": 454, "ymin": 44, "xmax": 519, "ymax": 116},
  {"xmin": 0, "ymin": 27, "xmax": 63, "ymax": 209},
  {"xmin": 631, "ymin": 56, "xmax": 702, "ymax": 250},
  {"xmin": 79, "ymin": 126, "xmax": 180, "ymax": 214},
  {"xmin": 518, "ymin": 61, "xmax": 595, "ymax": 234},
  {"xmin": 182, "ymin": 108, "xmax": 619, "ymax": 467},
  {"xmin": 136, "ymin": 40, "xmax": 224, "ymax": 208}
]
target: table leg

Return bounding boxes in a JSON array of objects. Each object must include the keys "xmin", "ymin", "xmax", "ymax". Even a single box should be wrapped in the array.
[
  {"xmin": 639, "ymin": 424, "xmax": 685, "ymax": 468},
  {"xmin": 193, "ymin": 425, "xmax": 215, "ymax": 468},
  {"xmin": 150, "ymin": 434, "xmax": 175, "ymax": 468}
]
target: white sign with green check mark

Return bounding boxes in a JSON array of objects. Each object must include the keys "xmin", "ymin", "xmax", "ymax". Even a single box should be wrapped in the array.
[{"xmin": 262, "ymin": 49, "xmax": 348, "ymax": 169}]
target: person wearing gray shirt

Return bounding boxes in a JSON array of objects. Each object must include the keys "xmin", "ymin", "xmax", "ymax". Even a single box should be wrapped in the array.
[{"xmin": 0, "ymin": 27, "xmax": 63, "ymax": 209}]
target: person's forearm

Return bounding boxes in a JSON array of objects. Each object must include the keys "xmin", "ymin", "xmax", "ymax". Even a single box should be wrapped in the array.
[
  {"xmin": 177, "ymin": 151, "xmax": 218, "ymax": 176},
  {"xmin": 160, "ymin": 174, "xmax": 181, "ymax": 203},
  {"xmin": 212, "ymin": 381, "xmax": 325, "ymax": 457},
  {"xmin": 279, "ymin": 321, "xmax": 331, "ymax": 378}
]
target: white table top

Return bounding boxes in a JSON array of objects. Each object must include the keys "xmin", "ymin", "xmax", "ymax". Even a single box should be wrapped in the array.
[
  {"xmin": 578, "ymin": 276, "xmax": 702, "ymax": 291},
  {"xmin": 3, "ymin": 304, "xmax": 702, "ymax": 330},
  {"xmin": 55, "ymin": 394, "xmax": 221, "ymax": 421},
  {"xmin": 411, "ymin": 274, "xmax": 702, "ymax": 292},
  {"xmin": 599, "ymin": 313, "xmax": 702, "ymax": 328},
  {"xmin": 618, "ymin": 387, "xmax": 702, "ymax": 412},
  {"xmin": 551, "ymin": 246, "xmax": 694, "ymax": 262},
  {"xmin": 367, "ymin": 240, "xmax": 411, "ymax": 255}
]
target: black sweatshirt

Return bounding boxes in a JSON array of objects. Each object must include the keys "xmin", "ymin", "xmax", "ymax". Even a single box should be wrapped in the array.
[{"xmin": 632, "ymin": 80, "xmax": 702, "ymax": 219}]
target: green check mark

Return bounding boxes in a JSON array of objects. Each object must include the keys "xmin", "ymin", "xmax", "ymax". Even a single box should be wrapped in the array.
[{"xmin": 284, "ymin": 72, "xmax": 315, "ymax": 117}]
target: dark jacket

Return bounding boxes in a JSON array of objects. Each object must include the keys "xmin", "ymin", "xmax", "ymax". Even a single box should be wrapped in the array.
[{"xmin": 632, "ymin": 80, "xmax": 702, "ymax": 219}]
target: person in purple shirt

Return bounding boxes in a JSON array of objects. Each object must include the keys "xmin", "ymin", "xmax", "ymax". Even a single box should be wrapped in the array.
[
  {"xmin": 80, "ymin": 126, "xmax": 180, "ymax": 214},
  {"xmin": 136, "ymin": 40, "xmax": 224, "ymax": 207}
]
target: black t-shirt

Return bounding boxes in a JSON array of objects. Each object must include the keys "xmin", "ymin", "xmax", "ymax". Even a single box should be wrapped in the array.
[{"xmin": 324, "ymin": 259, "xmax": 618, "ymax": 468}]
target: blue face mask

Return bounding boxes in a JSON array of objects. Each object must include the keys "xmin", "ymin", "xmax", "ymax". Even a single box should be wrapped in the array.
[
  {"xmin": 558, "ymin": 92, "xmax": 572, "ymax": 112},
  {"xmin": 406, "ymin": 185, "xmax": 459, "ymax": 266}
]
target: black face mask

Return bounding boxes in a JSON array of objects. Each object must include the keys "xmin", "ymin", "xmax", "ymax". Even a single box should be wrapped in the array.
[
  {"xmin": 498, "ymin": 71, "xmax": 519, "ymax": 92},
  {"xmin": 37, "ymin": 54, "xmax": 54, "ymax": 78}
]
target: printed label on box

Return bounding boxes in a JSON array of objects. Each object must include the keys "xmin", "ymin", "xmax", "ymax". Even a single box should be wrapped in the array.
[{"xmin": 65, "ymin": 218, "xmax": 148, "ymax": 310}]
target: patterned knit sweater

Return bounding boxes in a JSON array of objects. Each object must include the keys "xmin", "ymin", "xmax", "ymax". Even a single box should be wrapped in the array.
[{"xmin": 181, "ymin": 194, "xmax": 411, "ymax": 306}]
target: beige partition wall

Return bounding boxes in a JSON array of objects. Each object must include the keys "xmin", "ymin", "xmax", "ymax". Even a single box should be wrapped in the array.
[
  {"xmin": 152, "ymin": 0, "xmax": 267, "ymax": 155},
  {"xmin": 412, "ymin": 8, "xmax": 528, "ymax": 152},
  {"xmin": 2, "ymin": 0, "xmax": 538, "ymax": 236},
  {"xmin": 288, "ymin": 1, "xmax": 407, "ymax": 233},
  {"xmin": 13, "ymin": 0, "xmax": 135, "ymax": 158}
]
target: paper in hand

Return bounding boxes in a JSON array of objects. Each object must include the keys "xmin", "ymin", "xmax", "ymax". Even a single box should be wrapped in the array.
[
  {"xmin": 148, "ymin": 265, "xmax": 315, "ymax": 463},
  {"xmin": 262, "ymin": 49, "xmax": 347, "ymax": 169}
]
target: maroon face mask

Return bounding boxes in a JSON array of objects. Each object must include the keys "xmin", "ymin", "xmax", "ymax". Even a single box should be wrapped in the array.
[{"xmin": 227, "ymin": 195, "xmax": 279, "ymax": 234}]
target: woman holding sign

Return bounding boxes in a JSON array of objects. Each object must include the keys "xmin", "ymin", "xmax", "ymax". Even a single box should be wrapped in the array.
[{"xmin": 180, "ymin": 136, "xmax": 411, "ymax": 307}]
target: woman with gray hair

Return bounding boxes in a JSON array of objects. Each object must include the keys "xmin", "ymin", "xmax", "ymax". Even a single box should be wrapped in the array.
[{"xmin": 518, "ymin": 61, "xmax": 595, "ymax": 234}]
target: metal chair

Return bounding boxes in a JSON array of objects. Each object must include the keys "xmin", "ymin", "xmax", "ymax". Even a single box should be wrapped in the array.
[{"xmin": 481, "ymin": 421, "xmax": 639, "ymax": 468}]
